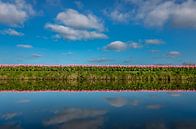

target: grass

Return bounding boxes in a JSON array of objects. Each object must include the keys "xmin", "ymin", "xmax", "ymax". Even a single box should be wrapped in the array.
[{"xmin": 0, "ymin": 65, "xmax": 195, "ymax": 90}]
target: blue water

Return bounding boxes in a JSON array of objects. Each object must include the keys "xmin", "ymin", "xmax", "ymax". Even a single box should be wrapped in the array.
[{"xmin": 0, "ymin": 92, "xmax": 196, "ymax": 129}]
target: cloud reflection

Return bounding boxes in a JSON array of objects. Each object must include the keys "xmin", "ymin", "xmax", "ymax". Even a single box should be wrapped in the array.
[
  {"xmin": 16, "ymin": 99, "xmax": 31, "ymax": 104},
  {"xmin": 105, "ymin": 97, "xmax": 127, "ymax": 108},
  {"xmin": 146, "ymin": 104, "xmax": 163, "ymax": 110},
  {"xmin": 0, "ymin": 124, "xmax": 22, "ymax": 129},
  {"xmin": 1, "ymin": 112, "xmax": 22, "ymax": 120},
  {"xmin": 44, "ymin": 108, "xmax": 106, "ymax": 126},
  {"xmin": 145, "ymin": 121, "xmax": 168, "ymax": 129},
  {"xmin": 173, "ymin": 120, "xmax": 196, "ymax": 129},
  {"xmin": 58, "ymin": 117, "xmax": 104, "ymax": 129}
]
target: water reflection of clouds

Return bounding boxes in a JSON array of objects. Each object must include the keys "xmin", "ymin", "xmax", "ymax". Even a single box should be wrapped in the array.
[
  {"xmin": 146, "ymin": 104, "xmax": 163, "ymax": 110},
  {"xmin": 0, "ymin": 124, "xmax": 22, "ymax": 129},
  {"xmin": 173, "ymin": 120, "xmax": 196, "ymax": 129},
  {"xmin": 145, "ymin": 121, "xmax": 168, "ymax": 129},
  {"xmin": 44, "ymin": 108, "xmax": 107, "ymax": 129},
  {"xmin": 105, "ymin": 97, "xmax": 127, "ymax": 108},
  {"xmin": 130, "ymin": 100, "xmax": 140, "ymax": 106},
  {"xmin": 16, "ymin": 99, "xmax": 31, "ymax": 104},
  {"xmin": 168, "ymin": 92, "xmax": 181, "ymax": 97},
  {"xmin": 1, "ymin": 112, "xmax": 22, "ymax": 120},
  {"xmin": 57, "ymin": 117, "xmax": 104, "ymax": 129},
  {"xmin": 105, "ymin": 97, "xmax": 144, "ymax": 108},
  {"xmin": 144, "ymin": 120, "xmax": 196, "ymax": 129}
]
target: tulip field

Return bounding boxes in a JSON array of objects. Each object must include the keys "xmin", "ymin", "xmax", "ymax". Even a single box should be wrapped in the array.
[{"xmin": 0, "ymin": 65, "xmax": 196, "ymax": 90}]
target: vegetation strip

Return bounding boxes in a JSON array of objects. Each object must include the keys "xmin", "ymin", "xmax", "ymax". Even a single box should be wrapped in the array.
[{"xmin": 0, "ymin": 65, "xmax": 196, "ymax": 90}]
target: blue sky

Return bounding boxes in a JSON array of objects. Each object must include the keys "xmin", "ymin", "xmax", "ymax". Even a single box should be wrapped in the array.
[{"xmin": 0, "ymin": 0, "xmax": 196, "ymax": 65}]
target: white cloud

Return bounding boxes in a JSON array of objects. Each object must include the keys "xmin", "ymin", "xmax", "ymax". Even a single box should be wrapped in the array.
[
  {"xmin": 56, "ymin": 9, "xmax": 104, "ymax": 31},
  {"xmin": 110, "ymin": 0, "xmax": 196, "ymax": 28},
  {"xmin": 46, "ymin": 9, "xmax": 107, "ymax": 40},
  {"xmin": 88, "ymin": 58, "xmax": 113, "ymax": 63},
  {"xmin": 0, "ymin": 0, "xmax": 35, "ymax": 26},
  {"xmin": 104, "ymin": 41, "xmax": 127, "ymax": 51},
  {"xmin": 145, "ymin": 39, "xmax": 163, "ymax": 45},
  {"xmin": 129, "ymin": 42, "xmax": 142, "ymax": 48},
  {"xmin": 106, "ymin": 8, "xmax": 130, "ymax": 23},
  {"xmin": 32, "ymin": 54, "xmax": 42, "ymax": 58},
  {"xmin": 139, "ymin": 0, "xmax": 196, "ymax": 28},
  {"xmin": 45, "ymin": 23, "xmax": 107, "ymax": 40},
  {"xmin": 16, "ymin": 44, "xmax": 33, "ymax": 48},
  {"xmin": 1, "ymin": 28, "xmax": 24, "ymax": 36},
  {"xmin": 167, "ymin": 51, "xmax": 181, "ymax": 58}
]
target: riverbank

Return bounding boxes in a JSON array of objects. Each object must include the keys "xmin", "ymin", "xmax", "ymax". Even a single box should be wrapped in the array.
[{"xmin": 0, "ymin": 65, "xmax": 196, "ymax": 81}]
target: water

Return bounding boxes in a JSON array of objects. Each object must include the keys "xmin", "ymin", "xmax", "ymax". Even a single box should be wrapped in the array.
[{"xmin": 0, "ymin": 92, "xmax": 196, "ymax": 129}]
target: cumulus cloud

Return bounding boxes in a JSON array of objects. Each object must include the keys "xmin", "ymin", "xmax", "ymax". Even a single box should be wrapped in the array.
[
  {"xmin": 32, "ymin": 54, "xmax": 42, "ymax": 58},
  {"xmin": 1, "ymin": 112, "xmax": 22, "ymax": 120},
  {"xmin": 109, "ymin": 0, "xmax": 196, "ymax": 28},
  {"xmin": 129, "ymin": 42, "xmax": 142, "ymax": 48},
  {"xmin": 167, "ymin": 51, "xmax": 181, "ymax": 58},
  {"xmin": 46, "ymin": 9, "xmax": 107, "ymax": 40},
  {"xmin": 145, "ymin": 39, "xmax": 164, "ymax": 45},
  {"xmin": 44, "ymin": 108, "xmax": 106, "ymax": 126},
  {"xmin": 45, "ymin": 23, "xmax": 107, "ymax": 40},
  {"xmin": 88, "ymin": 58, "xmax": 113, "ymax": 63},
  {"xmin": 105, "ymin": 97, "xmax": 127, "ymax": 107},
  {"xmin": 56, "ymin": 9, "xmax": 104, "ymax": 31},
  {"xmin": 0, "ymin": 28, "xmax": 24, "ymax": 36},
  {"xmin": 104, "ymin": 41, "xmax": 142, "ymax": 51},
  {"xmin": 105, "ymin": 7, "xmax": 130, "ymax": 23},
  {"xmin": 104, "ymin": 41, "xmax": 128, "ymax": 51},
  {"xmin": 0, "ymin": 0, "xmax": 35, "ymax": 26},
  {"xmin": 16, "ymin": 44, "xmax": 33, "ymax": 48}
]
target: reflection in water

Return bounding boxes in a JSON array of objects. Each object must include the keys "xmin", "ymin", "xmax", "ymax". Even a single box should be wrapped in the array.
[
  {"xmin": 1, "ymin": 80, "xmax": 196, "ymax": 90},
  {"xmin": 0, "ymin": 92, "xmax": 196, "ymax": 129}
]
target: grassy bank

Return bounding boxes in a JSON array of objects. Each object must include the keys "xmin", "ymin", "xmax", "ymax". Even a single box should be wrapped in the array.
[
  {"xmin": 0, "ymin": 65, "xmax": 196, "ymax": 81},
  {"xmin": 0, "ymin": 65, "xmax": 196, "ymax": 90}
]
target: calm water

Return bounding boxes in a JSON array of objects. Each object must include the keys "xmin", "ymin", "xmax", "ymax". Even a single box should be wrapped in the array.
[{"xmin": 0, "ymin": 92, "xmax": 196, "ymax": 129}]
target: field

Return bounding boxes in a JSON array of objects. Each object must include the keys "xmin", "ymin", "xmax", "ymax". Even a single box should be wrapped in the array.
[{"xmin": 0, "ymin": 65, "xmax": 196, "ymax": 90}]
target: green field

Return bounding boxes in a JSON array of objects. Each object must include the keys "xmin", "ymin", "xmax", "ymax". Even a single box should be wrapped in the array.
[{"xmin": 0, "ymin": 65, "xmax": 196, "ymax": 90}]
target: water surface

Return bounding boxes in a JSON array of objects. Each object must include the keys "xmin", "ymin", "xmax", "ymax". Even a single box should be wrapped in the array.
[{"xmin": 0, "ymin": 92, "xmax": 196, "ymax": 129}]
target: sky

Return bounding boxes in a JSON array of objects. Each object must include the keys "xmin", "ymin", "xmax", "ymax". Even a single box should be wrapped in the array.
[{"xmin": 0, "ymin": 0, "xmax": 196, "ymax": 65}]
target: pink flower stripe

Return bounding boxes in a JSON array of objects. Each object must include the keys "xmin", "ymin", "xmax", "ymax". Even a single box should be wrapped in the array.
[
  {"xmin": 0, "ymin": 90, "xmax": 195, "ymax": 93},
  {"xmin": 0, "ymin": 64, "xmax": 196, "ymax": 68}
]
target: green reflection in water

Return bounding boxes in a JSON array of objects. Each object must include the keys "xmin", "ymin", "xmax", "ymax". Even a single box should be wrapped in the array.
[{"xmin": 0, "ymin": 80, "xmax": 195, "ymax": 90}]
